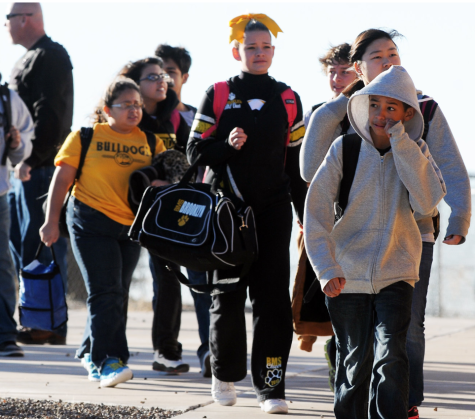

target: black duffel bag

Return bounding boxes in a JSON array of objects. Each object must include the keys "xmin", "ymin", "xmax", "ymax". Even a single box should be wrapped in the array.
[{"xmin": 128, "ymin": 157, "xmax": 258, "ymax": 294}]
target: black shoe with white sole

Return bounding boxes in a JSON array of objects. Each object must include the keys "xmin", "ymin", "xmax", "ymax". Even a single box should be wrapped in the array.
[
  {"xmin": 0, "ymin": 341, "xmax": 24, "ymax": 357},
  {"xmin": 152, "ymin": 350, "xmax": 189, "ymax": 374}
]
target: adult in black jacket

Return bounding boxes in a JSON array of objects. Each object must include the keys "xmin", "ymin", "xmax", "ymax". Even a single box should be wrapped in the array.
[
  {"xmin": 6, "ymin": 3, "xmax": 73, "ymax": 345},
  {"xmin": 187, "ymin": 15, "xmax": 307, "ymax": 414}
]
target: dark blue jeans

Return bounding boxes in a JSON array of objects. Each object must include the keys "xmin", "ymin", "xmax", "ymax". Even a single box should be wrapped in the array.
[
  {"xmin": 67, "ymin": 197, "xmax": 141, "ymax": 370},
  {"xmin": 150, "ymin": 254, "xmax": 211, "ymax": 360},
  {"xmin": 326, "ymin": 281, "xmax": 413, "ymax": 419},
  {"xmin": 0, "ymin": 194, "xmax": 18, "ymax": 345},
  {"xmin": 8, "ymin": 167, "xmax": 68, "ymax": 337},
  {"xmin": 407, "ymin": 242, "xmax": 434, "ymax": 407}
]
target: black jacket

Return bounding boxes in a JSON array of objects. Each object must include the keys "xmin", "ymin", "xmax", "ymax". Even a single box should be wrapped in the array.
[
  {"xmin": 9, "ymin": 35, "xmax": 74, "ymax": 169},
  {"xmin": 138, "ymin": 89, "xmax": 189, "ymax": 155},
  {"xmin": 187, "ymin": 73, "xmax": 307, "ymax": 223}
]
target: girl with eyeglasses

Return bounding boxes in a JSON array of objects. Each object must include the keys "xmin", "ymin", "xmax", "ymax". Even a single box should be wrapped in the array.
[
  {"xmin": 119, "ymin": 56, "xmax": 207, "ymax": 375},
  {"xmin": 39, "ymin": 77, "xmax": 166, "ymax": 388},
  {"xmin": 120, "ymin": 57, "xmax": 188, "ymax": 154}
]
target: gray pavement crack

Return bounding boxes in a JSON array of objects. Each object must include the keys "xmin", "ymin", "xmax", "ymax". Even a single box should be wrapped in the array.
[{"xmin": 426, "ymin": 324, "xmax": 475, "ymax": 341}]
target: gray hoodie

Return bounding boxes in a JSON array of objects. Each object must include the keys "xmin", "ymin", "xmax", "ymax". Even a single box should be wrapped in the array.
[
  {"xmin": 304, "ymin": 66, "xmax": 446, "ymax": 294},
  {"xmin": 300, "ymin": 73, "xmax": 471, "ymax": 243}
]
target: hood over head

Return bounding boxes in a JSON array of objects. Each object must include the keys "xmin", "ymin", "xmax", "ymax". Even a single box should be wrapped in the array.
[{"xmin": 347, "ymin": 65, "xmax": 423, "ymax": 145}]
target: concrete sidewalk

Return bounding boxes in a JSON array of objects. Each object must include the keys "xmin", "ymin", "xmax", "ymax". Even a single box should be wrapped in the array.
[{"xmin": 1, "ymin": 310, "xmax": 474, "ymax": 418}]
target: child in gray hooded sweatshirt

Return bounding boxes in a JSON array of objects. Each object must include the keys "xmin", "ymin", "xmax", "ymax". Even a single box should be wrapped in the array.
[{"xmin": 304, "ymin": 66, "xmax": 446, "ymax": 419}]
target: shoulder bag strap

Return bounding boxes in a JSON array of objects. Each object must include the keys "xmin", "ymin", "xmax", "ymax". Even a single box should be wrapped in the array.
[
  {"xmin": 170, "ymin": 109, "xmax": 181, "ymax": 134},
  {"xmin": 201, "ymin": 81, "xmax": 230, "ymax": 139},
  {"xmin": 144, "ymin": 131, "xmax": 157, "ymax": 157},
  {"xmin": 419, "ymin": 96, "xmax": 439, "ymax": 141},
  {"xmin": 336, "ymin": 133, "xmax": 362, "ymax": 219},
  {"xmin": 280, "ymin": 88, "xmax": 297, "ymax": 147},
  {"xmin": 76, "ymin": 127, "xmax": 94, "ymax": 181}
]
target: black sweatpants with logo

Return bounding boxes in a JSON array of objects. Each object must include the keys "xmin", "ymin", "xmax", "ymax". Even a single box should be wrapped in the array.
[{"xmin": 209, "ymin": 202, "xmax": 293, "ymax": 402}]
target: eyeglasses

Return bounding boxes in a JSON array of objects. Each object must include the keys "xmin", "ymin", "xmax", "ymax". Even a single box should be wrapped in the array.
[
  {"xmin": 110, "ymin": 101, "xmax": 143, "ymax": 111},
  {"xmin": 6, "ymin": 13, "xmax": 33, "ymax": 20},
  {"xmin": 139, "ymin": 73, "xmax": 172, "ymax": 84}
]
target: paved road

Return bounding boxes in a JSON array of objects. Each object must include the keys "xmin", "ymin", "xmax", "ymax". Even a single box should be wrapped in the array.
[{"xmin": 1, "ymin": 310, "xmax": 474, "ymax": 418}]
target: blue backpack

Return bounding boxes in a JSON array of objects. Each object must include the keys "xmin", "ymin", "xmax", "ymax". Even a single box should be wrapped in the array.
[{"xmin": 19, "ymin": 243, "xmax": 67, "ymax": 331}]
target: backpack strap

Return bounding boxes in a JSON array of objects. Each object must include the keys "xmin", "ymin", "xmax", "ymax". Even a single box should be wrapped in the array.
[
  {"xmin": 144, "ymin": 131, "xmax": 157, "ymax": 157},
  {"xmin": 1, "ymin": 84, "xmax": 13, "ymax": 166},
  {"xmin": 335, "ymin": 133, "xmax": 362, "ymax": 221},
  {"xmin": 201, "ymin": 81, "xmax": 230, "ymax": 139},
  {"xmin": 170, "ymin": 109, "xmax": 181, "ymax": 134},
  {"xmin": 281, "ymin": 88, "xmax": 297, "ymax": 147},
  {"xmin": 340, "ymin": 114, "xmax": 351, "ymax": 136},
  {"xmin": 76, "ymin": 127, "xmax": 94, "ymax": 181},
  {"xmin": 419, "ymin": 95, "xmax": 439, "ymax": 141},
  {"xmin": 419, "ymin": 95, "xmax": 440, "ymax": 239},
  {"xmin": 311, "ymin": 102, "xmax": 325, "ymax": 114}
]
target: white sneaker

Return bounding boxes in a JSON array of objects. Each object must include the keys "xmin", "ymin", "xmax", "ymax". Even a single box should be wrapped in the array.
[
  {"xmin": 152, "ymin": 350, "xmax": 189, "ymax": 374},
  {"xmin": 260, "ymin": 399, "xmax": 288, "ymax": 414},
  {"xmin": 211, "ymin": 375, "xmax": 237, "ymax": 406}
]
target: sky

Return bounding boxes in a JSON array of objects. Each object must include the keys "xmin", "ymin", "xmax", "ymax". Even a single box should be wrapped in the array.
[{"xmin": 0, "ymin": 1, "xmax": 474, "ymax": 173}]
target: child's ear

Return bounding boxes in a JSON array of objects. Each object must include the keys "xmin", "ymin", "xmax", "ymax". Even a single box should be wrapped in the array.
[
  {"xmin": 403, "ymin": 107, "xmax": 415, "ymax": 122},
  {"xmin": 232, "ymin": 47, "xmax": 242, "ymax": 62},
  {"xmin": 103, "ymin": 105, "xmax": 111, "ymax": 118}
]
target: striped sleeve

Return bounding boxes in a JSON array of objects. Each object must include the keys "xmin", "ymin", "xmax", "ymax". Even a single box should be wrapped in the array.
[
  {"xmin": 187, "ymin": 86, "xmax": 236, "ymax": 167},
  {"xmin": 189, "ymin": 86, "xmax": 217, "ymax": 141},
  {"xmin": 190, "ymin": 113, "xmax": 216, "ymax": 140},
  {"xmin": 288, "ymin": 92, "xmax": 305, "ymax": 147}
]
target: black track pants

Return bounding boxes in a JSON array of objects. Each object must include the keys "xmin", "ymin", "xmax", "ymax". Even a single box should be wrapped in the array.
[{"xmin": 209, "ymin": 202, "xmax": 293, "ymax": 402}]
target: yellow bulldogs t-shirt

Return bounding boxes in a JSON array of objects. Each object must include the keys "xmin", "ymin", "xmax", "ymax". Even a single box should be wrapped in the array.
[{"xmin": 55, "ymin": 123, "xmax": 166, "ymax": 225}]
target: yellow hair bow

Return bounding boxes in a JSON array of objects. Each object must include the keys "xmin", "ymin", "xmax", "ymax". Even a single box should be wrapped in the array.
[{"xmin": 229, "ymin": 13, "xmax": 283, "ymax": 44}]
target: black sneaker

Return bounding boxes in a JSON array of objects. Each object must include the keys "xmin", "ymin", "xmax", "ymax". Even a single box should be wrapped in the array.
[
  {"xmin": 0, "ymin": 341, "xmax": 24, "ymax": 357},
  {"xmin": 152, "ymin": 350, "xmax": 189, "ymax": 374},
  {"xmin": 408, "ymin": 406, "xmax": 420, "ymax": 419}
]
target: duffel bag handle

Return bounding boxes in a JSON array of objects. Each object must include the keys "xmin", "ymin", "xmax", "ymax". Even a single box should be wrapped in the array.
[
  {"xmin": 34, "ymin": 242, "xmax": 58, "ymax": 265},
  {"xmin": 179, "ymin": 154, "xmax": 203, "ymax": 186},
  {"xmin": 178, "ymin": 154, "xmax": 226, "ymax": 196}
]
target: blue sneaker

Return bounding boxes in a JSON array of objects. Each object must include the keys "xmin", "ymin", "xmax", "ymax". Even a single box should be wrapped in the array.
[
  {"xmin": 100, "ymin": 358, "xmax": 133, "ymax": 388},
  {"xmin": 81, "ymin": 354, "xmax": 100, "ymax": 382}
]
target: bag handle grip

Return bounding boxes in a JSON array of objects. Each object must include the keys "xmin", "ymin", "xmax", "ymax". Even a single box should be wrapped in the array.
[{"xmin": 35, "ymin": 242, "xmax": 58, "ymax": 265}]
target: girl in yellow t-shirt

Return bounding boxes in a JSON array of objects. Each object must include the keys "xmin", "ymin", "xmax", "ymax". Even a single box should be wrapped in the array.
[{"xmin": 40, "ymin": 77, "xmax": 165, "ymax": 388}]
